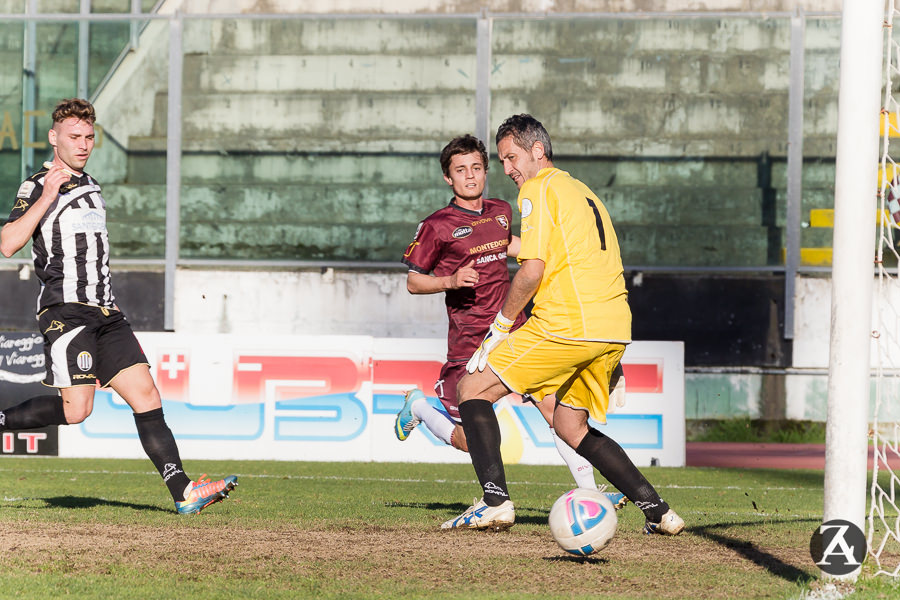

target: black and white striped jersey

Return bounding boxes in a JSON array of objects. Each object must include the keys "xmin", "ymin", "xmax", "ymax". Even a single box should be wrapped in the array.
[{"xmin": 6, "ymin": 166, "xmax": 115, "ymax": 312}]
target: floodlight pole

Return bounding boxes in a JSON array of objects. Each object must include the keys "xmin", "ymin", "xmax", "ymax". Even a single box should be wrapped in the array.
[{"xmin": 823, "ymin": 0, "xmax": 883, "ymax": 581}]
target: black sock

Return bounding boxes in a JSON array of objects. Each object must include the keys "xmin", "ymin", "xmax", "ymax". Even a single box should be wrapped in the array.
[
  {"xmin": 0, "ymin": 395, "xmax": 68, "ymax": 430},
  {"xmin": 133, "ymin": 408, "xmax": 192, "ymax": 501},
  {"xmin": 576, "ymin": 427, "xmax": 669, "ymax": 522},
  {"xmin": 459, "ymin": 399, "xmax": 509, "ymax": 507}
]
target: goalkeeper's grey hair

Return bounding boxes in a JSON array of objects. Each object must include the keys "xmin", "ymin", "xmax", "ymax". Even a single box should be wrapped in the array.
[{"xmin": 495, "ymin": 114, "xmax": 553, "ymax": 159}]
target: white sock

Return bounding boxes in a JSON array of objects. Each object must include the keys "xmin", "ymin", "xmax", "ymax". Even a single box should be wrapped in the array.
[
  {"xmin": 412, "ymin": 399, "xmax": 456, "ymax": 446},
  {"xmin": 552, "ymin": 429, "xmax": 597, "ymax": 490}
]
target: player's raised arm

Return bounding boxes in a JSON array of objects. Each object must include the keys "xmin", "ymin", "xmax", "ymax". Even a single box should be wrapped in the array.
[{"xmin": 0, "ymin": 166, "xmax": 68, "ymax": 258}]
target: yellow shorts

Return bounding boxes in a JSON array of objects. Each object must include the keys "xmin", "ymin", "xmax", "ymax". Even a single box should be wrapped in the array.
[{"xmin": 487, "ymin": 319, "xmax": 626, "ymax": 424}]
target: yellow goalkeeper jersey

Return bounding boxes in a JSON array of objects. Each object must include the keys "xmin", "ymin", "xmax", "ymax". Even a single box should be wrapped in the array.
[{"xmin": 516, "ymin": 167, "xmax": 631, "ymax": 342}]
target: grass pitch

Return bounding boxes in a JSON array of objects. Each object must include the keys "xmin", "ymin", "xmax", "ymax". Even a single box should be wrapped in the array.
[{"xmin": 0, "ymin": 457, "xmax": 896, "ymax": 599}]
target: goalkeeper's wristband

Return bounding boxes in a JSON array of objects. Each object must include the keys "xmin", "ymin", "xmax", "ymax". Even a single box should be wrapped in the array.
[{"xmin": 493, "ymin": 311, "xmax": 515, "ymax": 334}]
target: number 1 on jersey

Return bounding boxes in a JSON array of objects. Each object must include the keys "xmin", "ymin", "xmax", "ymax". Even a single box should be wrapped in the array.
[{"xmin": 585, "ymin": 198, "xmax": 607, "ymax": 251}]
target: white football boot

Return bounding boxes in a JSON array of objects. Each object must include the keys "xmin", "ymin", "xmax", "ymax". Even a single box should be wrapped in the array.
[
  {"xmin": 441, "ymin": 497, "xmax": 515, "ymax": 531},
  {"xmin": 643, "ymin": 508, "xmax": 685, "ymax": 535}
]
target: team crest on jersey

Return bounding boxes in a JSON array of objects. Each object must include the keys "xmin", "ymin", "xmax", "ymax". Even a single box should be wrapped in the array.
[
  {"xmin": 76, "ymin": 351, "xmax": 93, "ymax": 372},
  {"xmin": 13, "ymin": 198, "xmax": 29, "ymax": 212},
  {"xmin": 44, "ymin": 320, "xmax": 66, "ymax": 334},
  {"xmin": 16, "ymin": 181, "xmax": 35, "ymax": 199},
  {"xmin": 520, "ymin": 198, "xmax": 533, "ymax": 218},
  {"xmin": 495, "ymin": 215, "xmax": 509, "ymax": 230},
  {"xmin": 452, "ymin": 226, "xmax": 473, "ymax": 239}
]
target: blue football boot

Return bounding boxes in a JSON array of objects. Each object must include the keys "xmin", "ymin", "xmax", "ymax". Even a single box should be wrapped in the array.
[{"xmin": 394, "ymin": 389, "xmax": 424, "ymax": 441}]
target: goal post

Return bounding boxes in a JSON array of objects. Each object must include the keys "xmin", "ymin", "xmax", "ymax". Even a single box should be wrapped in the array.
[{"xmin": 823, "ymin": 0, "xmax": 884, "ymax": 581}]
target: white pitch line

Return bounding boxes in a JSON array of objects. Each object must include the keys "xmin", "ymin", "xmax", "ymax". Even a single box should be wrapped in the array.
[{"xmin": 0, "ymin": 467, "xmax": 818, "ymax": 492}]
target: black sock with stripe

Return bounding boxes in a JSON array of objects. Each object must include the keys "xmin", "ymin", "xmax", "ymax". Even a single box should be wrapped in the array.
[
  {"xmin": 576, "ymin": 427, "xmax": 669, "ymax": 522},
  {"xmin": 133, "ymin": 408, "xmax": 192, "ymax": 501},
  {"xmin": 459, "ymin": 399, "xmax": 509, "ymax": 507}
]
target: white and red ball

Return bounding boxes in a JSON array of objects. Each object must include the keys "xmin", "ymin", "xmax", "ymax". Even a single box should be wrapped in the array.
[{"xmin": 548, "ymin": 488, "xmax": 617, "ymax": 556}]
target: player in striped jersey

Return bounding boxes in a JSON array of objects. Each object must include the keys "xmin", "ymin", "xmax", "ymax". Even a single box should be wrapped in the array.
[
  {"xmin": 0, "ymin": 98, "xmax": 236, "ymax": 514},
  {"xmin": 444, "ymin": 115, "xmax": 683, "ymax": 535}
]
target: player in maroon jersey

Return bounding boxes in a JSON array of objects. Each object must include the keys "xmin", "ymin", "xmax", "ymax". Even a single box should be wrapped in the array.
[{"xmin": 394, "ymin": 134, "xmax": 621, "ymax": 496}]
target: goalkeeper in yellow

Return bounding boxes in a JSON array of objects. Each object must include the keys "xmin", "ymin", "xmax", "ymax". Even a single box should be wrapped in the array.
[{"xmin": 442, "ymin": 114, "xmax": 684, "ymax": 536}]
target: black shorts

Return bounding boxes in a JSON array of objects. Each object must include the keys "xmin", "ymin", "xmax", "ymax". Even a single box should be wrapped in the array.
[{"xmin": 38, "ymin": 303, "xmax": 148, "ymax": 388}]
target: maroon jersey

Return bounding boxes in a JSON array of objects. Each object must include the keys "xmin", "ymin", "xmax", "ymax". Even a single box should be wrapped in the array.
[{"xmin": 403, "ymin": 198, "xmax": 522, "ymax": 362}]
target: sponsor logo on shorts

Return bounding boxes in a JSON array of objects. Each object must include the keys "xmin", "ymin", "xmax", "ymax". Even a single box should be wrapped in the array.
[
  {"xmin": 452, "ymin": 226, "xmax": 473, "ymax": 239},
  {"xmin": 163, "ymin": 462, "xmax": 184, "ymax": 483},
  {"xmin": 76, "ymin": 351, "xmax": 93, "ymax": 372},
  {"xmin": 43, "ymin": 320, "xmax": 66, "ymax": 334},
  {"xmin": 72, "ymin": 373, "xmax": 96, "ymax": 380},
  {"xmin": 495, "ymin": 215, "xmax": 509, "ymax": 230}
]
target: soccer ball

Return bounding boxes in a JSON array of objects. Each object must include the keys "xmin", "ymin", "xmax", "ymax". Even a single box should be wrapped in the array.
[{"xmin": 548, "ymin": 488, "xmax": 617, "ymax": 556}]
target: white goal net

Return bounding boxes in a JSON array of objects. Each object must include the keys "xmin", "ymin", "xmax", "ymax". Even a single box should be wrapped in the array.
[{"xmin": 868, "ymin": 0, "xmax": 900, "ymax": 576}]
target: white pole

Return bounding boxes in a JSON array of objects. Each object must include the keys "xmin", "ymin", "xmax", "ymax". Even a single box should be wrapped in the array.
[
  {"xmin": 78, "ymin": 0, "xmax": 90, "ymax": 100},
  {"xmin": 164, "ymin": 13, "xmax": 183, "ymax": 332},
  {"xmin": 21, "ymin": 0, "xmax": 37, "ymax": 180},
  {"xmin": 784, "ymin": 8, "xmax": 805, "ymax": 340},
  {"xmin": 475, "ymin": 11, "xmax": 492, "ymax": 194},
  {"xmin": 130, "ymin": 0, "xmax": 141, "ymax": 51},
  {"xmin": 823, "ymin": 0, "xmax": 883, "ymax": 580}
]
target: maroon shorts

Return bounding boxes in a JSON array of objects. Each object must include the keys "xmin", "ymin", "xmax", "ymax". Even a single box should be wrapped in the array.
[{"xmin": 434, "ymin": 360, "xmax": 467, "ymax": 422}]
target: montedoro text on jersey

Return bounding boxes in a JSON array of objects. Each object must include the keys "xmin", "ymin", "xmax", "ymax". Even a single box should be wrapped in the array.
[
  {"xmin": 6, "ymin": 166, "xmax": 114, "ymax": 312},
  {"xmin": 403, "ymin": 198, "xmax": 520, "ymax": 362}
]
